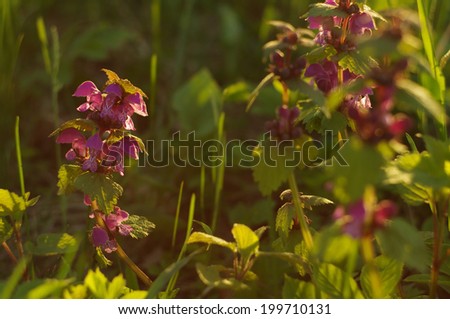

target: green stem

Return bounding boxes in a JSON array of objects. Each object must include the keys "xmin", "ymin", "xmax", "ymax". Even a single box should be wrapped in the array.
[
  {"xmin": 288, "ymin": 173, "xmax": 313, "ymax": 250},
  {"xmin": 91, "ymin": 202, "xmax": 152, "ymax": 287},
  {"xmin": 14, "ymin": 117, "xmax": 25, "ymax": 197},
  {"xmin": 361, "ymin": 235, "xmax": 383, "ymax": 298}
]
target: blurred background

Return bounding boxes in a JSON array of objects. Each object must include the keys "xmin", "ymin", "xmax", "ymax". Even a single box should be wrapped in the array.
[{"xmin": 1, "ymin": 0, "xmax": 449, "ymax": 296}]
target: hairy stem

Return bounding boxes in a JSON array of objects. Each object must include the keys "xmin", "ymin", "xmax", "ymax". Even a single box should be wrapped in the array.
[{"xmin": 91, "ymin": 201, "xmax": 152, "ymax": 287}]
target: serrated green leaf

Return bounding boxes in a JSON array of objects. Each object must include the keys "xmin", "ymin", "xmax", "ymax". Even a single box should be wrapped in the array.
[
  {"xmin": 121, "ymin": 290, "xmax": 147, "ymax": 299},
  {"xmin": 57, "ymin": 164, "xmax": 83, "ymax": 195},
  {"xmin": 187, "ymin": 232, "xmax": 235, "ymax": 251},
  {"xmin": 49, "ymin": 118, "xmax": 96, "ymax": 137},
  {"xmin": 74, "ymin": 172, "xmax": 123, "ymax": 214},
  {"xmin": 105, "ymin": 274, "xmax": 127, "ymax": 298},
  {"xmin": 275, "ymin": 202, "xmax": 295, "ymax": 238},
  {"xmin": 84, "ymin": 268, "xmax": 108, "ymax": 298},
  {"xmin": 313, "ymin": 263, "xmax": 364, "ymax": 298},
  {"xmin": 63, "ymin": 284, "xmax": 88, "ymax": 299},
  {"xmin": 404, "ymin": 274, "xmax": 450, "ymax": 292},
  {"xmin": 360, "ymin": 255, "xmax": 403, "ymax": 298},
  {"xmin": 0, "ymin": 189, "xmax": 27, "ymax": 217},
  {"xmin": 299, "ymin": 195, "xmax": 334, "ymax": 210},
  {"xmin": 95, "ymin": 247, "xmax": 113, "ymax": 268},
  {"xmin": 252, "ymin": 142, "xmax": 296, "ymax": 196},
  {"xmin": 376, "ymin": 218, "xmax": 429, "ymax": 272},
  {"xmin": 0, "ymin": 217, "xmax": 13, "ymax": 242},
  {"xmin": 305, "ymin": 45, "xmax": 338, "ymax": 64},
  {"xmin": 338, "ymin": 52, "xmax": 378, "ymax": 75},
  {"xmin": 231, "ymin": 224, "xmax": 259, "ymax": 264},
  {"xmin": 29, "ymin": 233, "xmax": 78, "ymax": 256},
  {"xmin": 305, "ymin": 3, "xmax": 349, "ymax": 19},
  {"xmin": 102, "ymin": 69, "xmax": 148, "ymax": 98},
  {"xmin": 123, "ymin": 215, "xmax": 155, "ymax": 239}
]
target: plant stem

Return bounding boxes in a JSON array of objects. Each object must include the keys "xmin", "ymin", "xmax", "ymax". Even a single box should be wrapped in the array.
[
  {"xmin": 2, "ymin": 242, "xmax": 17, "ymax": 264},
  {"xmin": 361, "ymin": 234, "xmax": 383, "ymax": 298},
  {"xmin": 288, "ymin": 173, "xmax": 313, "ymax": 250},
  {"xmin": 429, "ymin": 199, "xmax": 442, "ymax": 298},
  {"xmin": 14, "ymin": 117, "xmax": 25, "ymax": 197},
  {"xmin": 91, "ymin": 201, "xmax": 152, "ymax": 287}
]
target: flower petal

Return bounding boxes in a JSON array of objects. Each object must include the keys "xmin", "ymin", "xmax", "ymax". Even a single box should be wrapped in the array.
[
  {"xmin": 86, "ymin": 133, "xmax": 103, "ymax": 150},
  {"xmin": 91, "ymin": 226, "xmax": 109, "ymax": 247},
  {"xmin": 73, "ymin": 81, "xmax": 99, "ymax": 97},
  {"xmin": 56, "ymin": 128, "xmax": 85, "ymax": 144}
]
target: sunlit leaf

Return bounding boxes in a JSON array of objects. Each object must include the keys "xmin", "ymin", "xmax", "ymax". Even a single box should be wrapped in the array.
[
  {"xmin": 123, "ymin": 215, "xmax": 155, "ymax": 239},
  {"xmin": 231, "ymin": 224, "xmax": 259, "ymax": 264},
  {"xmin": 0, "ymin": 217, "xmax": 13, "ymax": 243},
  {"xmin": 56, "ymin": 164, "xmax": 83, "ymax": 196},
  {"xmin": 29, "ymin": 233, "xmax": 78, "ymax": 256},
  {"xmin": 360, "ymin": 255, "xmax": 403, "ymax": 298},
  {"xmin": 187, "ymin": 232, "xmax": 235, "ymax": 251},
  {"xmin": 313, "ymin": 263, "xmax": 364, "ymax": 298},
  {"xmin": 74, "ymin": 172, "xmax": 123, "ymax": 214}
]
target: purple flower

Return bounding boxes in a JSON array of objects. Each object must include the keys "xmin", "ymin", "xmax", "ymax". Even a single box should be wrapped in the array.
[
  {"xmin": 56, "ymin": 128, "xmax": 87, "ymax": 161},
  {"xmin": 102, "ymin": 136, "xmax": 141, "ymax": 175},
  {"xmin": 265, "ymin": 105, "xmax": 301, "ymax": 141},
  {"xmin": 304, "ymin": 60, "xmax": 338, "ymax": 93},
  {"xmin": 333, "ymin": 200, "xmax": 365, "ymax": 238},
  {"xmin": 104, "ymin": 207, "xmax": 133, "ymax": 236},
  {"xmin": 91, "ymin": 226, "xmax": 118, "ymax": 253},
  {"xmin": 82, "ymin": 133, "xmax": 103, "ymax": 172},
  {"xmin": 73, "ymin": 81, "xmax": 103, "ymax": 112},
  {"xmin": 73, "ymin": 80, "xmax": 148, "ymax": 131},
  {"xmin": 349, "ymin": 13, "xmax": 375, "ymax": 35},
  {"xmin": 334, "ymin": 199, "xmax": 398, "ymax": 238}
]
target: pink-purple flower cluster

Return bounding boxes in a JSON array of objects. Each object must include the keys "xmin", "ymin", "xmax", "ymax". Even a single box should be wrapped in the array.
[{"xmin": 333, "ymin": 199, "xmax": 397, "ymax": 238}]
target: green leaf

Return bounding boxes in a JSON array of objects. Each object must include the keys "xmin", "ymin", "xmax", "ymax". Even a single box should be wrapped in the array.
[
  {"xmin": 29, "ymin": 233, "xmax": 78, "ymax": 256},
  {"xmin": 48, "ymin": 118, "xmax": 96, "ymax": 138},
  {"xmin": 329, "ymin": 137, "xmax": 385, "ymax": 204},
  {"xmin": 313, "ymin": 226, "xmax": 359, "ymax": 266},
  {"xmin": 282, "ymin": 275, "xmax": 317, "ymax": 298},
  {"xmin": 195, "ymin": 263, "xmax": 249, "ymax": 290},
  {"xmin": 231, "ymin": 224, "xmax": 259, "ymax": 264},
  {"xmin": 246, "ymin": 73, "xmax": 274, "ymax": 112},
  {"xmin": 105, "ymin": 274, "xmax": 127, "ymax": 299},
  {"xmin": 0, "ymin": 217, "xmax": 13, "ymax": 242},
  {"xmin": 146, "ymin": 249, "xmax": 204, "ymax": 298},
  {"xmin": 121, "ymin": 290, "xmax": 148, "ymax": 299},
  {"xmin": 299, "ymin": 194, "xmax": 334, "ymax": 210},
  {"xmin": 252, "ymin": 142, "xmax": 296, "ymax": 196},
  {"xmin": 304, "ymin": 46, "xmax": 338, "ymax": 64},
  {"xmin": 376, "ymin": 218, "xmax": 429, "ymax": 272},
  {"xmin": 0, "ymin": 258, "xmax": 29, "ymax": 298},
  {"xmin": 187, "ymin": 232, "xmax": 235, "ymax": 251},
  {"xmin": 102, "ymin": 68, "xmax": 147, "ymax": 98},
  {"xmin": 63, "ymin": 284, "xmax": 87, "ymax": 299},
  {"xmin": 95, "ymin": 247, "xmax": 112, "ymax": 268},
  {"xmin": 360, "ymin": 255, "xmax": 403, "ymax": 298},
  {"xmin": 22, "ymin": 279, "xmax": 74, "ymax": 298},
  {"xmin": 74, "ymin": 172, "xmax": 123, "ymax": 214},
  {"xmin": 313, "ymin": 263, "xmax": 364, "ymax": 298},
  {"xmin": 404, "ymin": 274, "xmax": 450, "ymax": 292},
  {"xmin": 0, "ymin": 189, "xmax": 27, "ymax": 217},
  {"xmin": 56, "ymin": 164, "xmax": 83, "ymax": 195},
  {"xmin": 338, "ymin": 52, "xmax": 378, "ymax": 75},
  {"xmin": 305, "ymin": 3, "xmax": 349, "ymax": 19},
  {"xmin": 362, "ymin": 4, "xmax": 387, "ymax": 22},
  {"xmin": 84, "ymin": 268, "xmax": 108, "ymax": 298},
  {"xmin": 172, "ymin": 68, "xmax": 222, "ymax": 137},
  {"xmin": 396, "ymin": 79, "xmax": 445, "ymax": 123},
  {"xmin": 123, "ymin": 215, "xmax": 155, "ymax": 239},
  {"xmin": 275, "ymin": 202, "xmax": 295, "ymax": 238}
]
